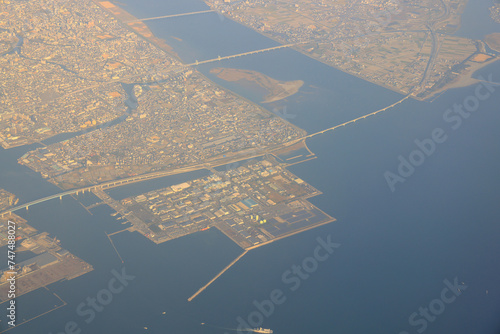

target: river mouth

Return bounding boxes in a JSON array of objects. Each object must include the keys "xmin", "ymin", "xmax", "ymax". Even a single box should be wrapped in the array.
[{"xmin": 1, "ymin": 0, "xmax": 500, "ymax": 333}]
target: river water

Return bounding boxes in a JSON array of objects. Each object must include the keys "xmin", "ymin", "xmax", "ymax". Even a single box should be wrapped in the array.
[{"xmin": 2, "ymin": 0, "xmax": 500, "ymax": 333}]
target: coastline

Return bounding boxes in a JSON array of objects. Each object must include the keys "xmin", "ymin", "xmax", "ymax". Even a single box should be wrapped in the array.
[
  {"xmin": 424, "ymin": 55, "xmax": 500, "ymax": 101},
  {"xmin": 91, "ymin": 0, "xmax": 307, "ymax": 137},
  {"xmin": 11, "ymin": 0, "xmax": 307, "ymax": 191},
  {"xmin": 203, "ymin": 3, "xmax": 497, "ymax": 102},
  {"xmin": 200, "ymin": 7, "xmax": 414, "ymax": 98},
  {"xmin": 210, "ymin": 67, "xmax": 304, "ymax": 103},
  {"xmin": 92, "ymin": 0, "xmax": 182, "ymax": 62}
]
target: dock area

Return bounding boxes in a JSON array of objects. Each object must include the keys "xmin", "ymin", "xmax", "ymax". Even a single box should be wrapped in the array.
[
  {"xmin": 111, "ymin": 156, "xmax": 335, "ymax": 249},
  {"xmin": 0, "ymin": 214, "xmax": 93, "ymax": 302},
  {"xmin": 96, "ymin": 155, "xmax": 336, "ymax": 301}
]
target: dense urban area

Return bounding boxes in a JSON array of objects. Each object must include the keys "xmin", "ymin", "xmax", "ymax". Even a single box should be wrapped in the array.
[
  {"xmin": 1, "ymin": 0, "xmax": 304, "ymax": 189},
  {"xmin": 1, "ymin": 0, "xmax": 498, "ymax": 321}
]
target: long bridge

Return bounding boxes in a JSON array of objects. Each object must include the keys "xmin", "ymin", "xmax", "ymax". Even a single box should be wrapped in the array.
[
  {"xmin": 303, "ymin": 93, "xmax": 412, "ymax": 139},
  {"xmin": 0, "ymin": 146, "xmax": 276, "ymax": 217},
  {"xmin": 0, "ymin": 93, "xmax": 411, "ymax": 217},
  {"xmin": 0, "ymin": 164, "xmax": 208, "ymax": 217},
  {"xmin": 187, "ymin": 43, "xmax": 302, "ymax": 66},
  {"xmin": 0, "ymin": 87, "xmax": 416, "ymax": 218},
  {"xmin": 124, "ymin": 9, "xmax": 215, "ymax": 23}
]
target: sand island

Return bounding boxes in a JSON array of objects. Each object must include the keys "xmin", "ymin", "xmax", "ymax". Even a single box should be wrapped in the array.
[{"xmin": 210, "ymin": 67, "xmax": 304, "ymax": 103}]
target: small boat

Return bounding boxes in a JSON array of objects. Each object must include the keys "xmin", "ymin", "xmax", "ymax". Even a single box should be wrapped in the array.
[{"xmin": 251, "ymin": 328, "xmax": 273, "ymax": 334}]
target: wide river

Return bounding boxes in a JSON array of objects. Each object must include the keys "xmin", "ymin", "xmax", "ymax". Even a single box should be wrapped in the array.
[{"xmin": 1, "ymin": 0, "xmax": 499, "ymax": 333}]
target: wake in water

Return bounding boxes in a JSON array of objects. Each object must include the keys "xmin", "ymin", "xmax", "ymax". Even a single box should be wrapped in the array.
[
  {"xmin": 201, "ymin": 323, "xmax": 273, "ymax": 333},
  {"xmin": 201, "ymin": 323, "xmax": 240, "ymax": 331}
]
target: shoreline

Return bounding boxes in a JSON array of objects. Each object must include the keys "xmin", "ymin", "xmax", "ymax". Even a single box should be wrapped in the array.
[
  {"xmin": 92, "ymin": 0, "xmax": 183, "ymax": 63},
  {"xmin": 424, "ymin": 55, "xmax": 500, "ymax": 100},
  {"xmin": 200, "ymin": 7, "xmax": 413, "ymax": 98},
  {"xmin": 8, "ymin": 0, "xmax": 307, "ymax": 188},
  {"xmin": 485, "ymin": 33, "xmax": 500, "ymax": 53},
  {"xmin": 203, "ymin": 3, "xmax": 497, "ymax": 102},
  {"xmin": 209, "ymin": 67, "xmax": 304, "ymax": 104},
  {"xmin": 91, "ymin": 0, "xmax": 307, "ymax": 138}
]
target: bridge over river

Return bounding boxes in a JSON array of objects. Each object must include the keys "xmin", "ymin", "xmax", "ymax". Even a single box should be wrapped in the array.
[{"xmin": 187, "ymin": 43, "xmax": 304, "ymax": 66}]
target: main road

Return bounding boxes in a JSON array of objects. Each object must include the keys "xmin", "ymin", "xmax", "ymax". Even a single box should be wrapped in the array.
[
  {"xmin": 0, "ymin": 163, "xmax": 208, "ymax": 216},
  {"xmin": 0, "ymin": 145, "xmax": 287, "ymax": 217},
  {"xmin": 124, "ymin": 10, "xmax": 215, "ymax": 23},
  {"xmin": 1, "ymin": 89, "xmax": 417, "ymax": 218},
  {"xmin": 186, "ymin": 43, "xmax": 304, "ymax": 66},
  {"xmin": 300, "ymin": 93, "xmax": 412, "ymax": 140}
]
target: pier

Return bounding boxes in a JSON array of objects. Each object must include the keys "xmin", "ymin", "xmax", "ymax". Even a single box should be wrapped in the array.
[
  {"xmin": 106, "ymin": 231, "xmax": 125, "ymax": 264},
  {"xmin": 188, "ymin": 250, "xmax": 248, "ymax": 302}
]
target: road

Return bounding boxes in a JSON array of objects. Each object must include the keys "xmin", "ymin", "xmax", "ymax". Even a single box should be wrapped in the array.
[
  {"xmin": 187, "ymin": 43, "xmax": 302, "ymax": 66},
  {"xmin": 124, "ymin": 10, "xmax": 214, "ymax": 23},
  {"xmin": 0, "ymin": 144, "xmax": 285, "ymax": 216}
]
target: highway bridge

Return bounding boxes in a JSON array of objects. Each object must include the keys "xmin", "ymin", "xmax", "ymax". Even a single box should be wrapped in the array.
[
  {"xmin": 0, "ymin": 146, "xmax": 273, "ymax": 217},
  {"xmin": 0, "ymin": 87, "xmax": 415, "ymax": 218},
  {"xmin": 303, "ymin": 94, "xmax": 412, "ymax": 139},
  {"xmin": 0, "ymin": 164, "xmax": 209, "ymax": 217},
  {"xmin": 187, "ymin": 43, "xmax": 302, "ymax": 66},
  {"xmin": 124, "ymin": 10, "xmax": 215, "ymax": 23}
]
